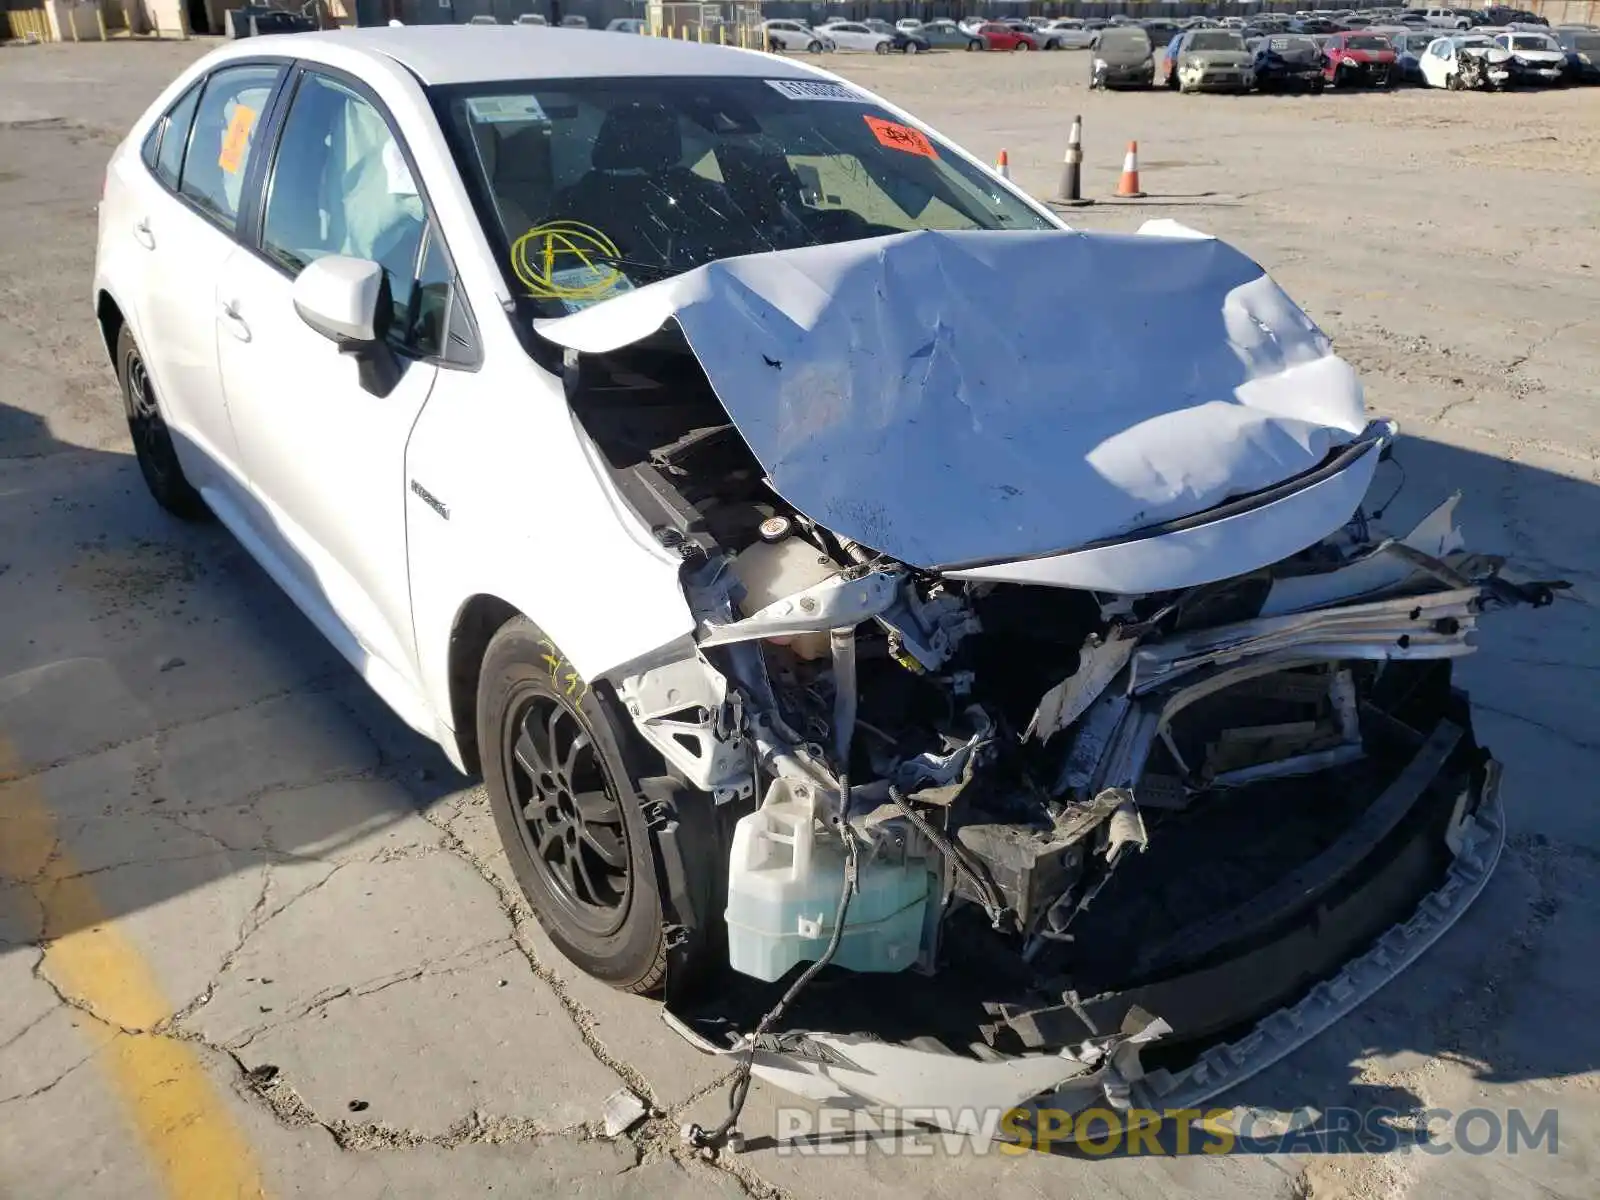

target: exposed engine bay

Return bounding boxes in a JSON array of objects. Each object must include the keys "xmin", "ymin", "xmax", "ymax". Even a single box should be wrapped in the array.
[
  {"xmin": 559, "ymin": 328, "xmax": 1560, "ymax": 1121},
  {"xmin": 539, "ymin": 229, "xmax": 1563, "ymax": 1130}
]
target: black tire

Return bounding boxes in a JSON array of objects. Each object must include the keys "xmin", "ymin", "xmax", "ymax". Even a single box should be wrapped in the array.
[
  {"xmin": 874, "ymin": 39, "xmax": 889, "ymax": 54},
  {"xmin": 1167, "ymin": 66, "xmax": 1180, "ymax": 90},
  {"xmin": 1014, "ymin": 39, "xmax": 1030, "ymax": 51},
  {"xmin": 478, "ymin": 617, "xmax": 675, "ymax": 993},
  {"xmin": 807, "ymin": 39, "xmax": 821, "ymax": 52},
  {"xmin": 1312, "ymin": 78, "xmax": 1326, "ymax": 94},
  {"xmin": 117, "ymin": 324, "xmax": 207, "ymax": 520},
  {"xmin": 906, "ymin": 40, "xmax": 922, "ymax": 54},
  {"xmin": 966, "ymin": 38, "xmax": 980, "ymax": 51}
]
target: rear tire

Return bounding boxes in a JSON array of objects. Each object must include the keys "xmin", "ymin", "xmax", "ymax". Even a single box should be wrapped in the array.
[
  {"xmin": 966, "ymin": 38, "xmax": 980, "ymax": 51},
  {"xmin": 478, "ymin": 617, "xmax": 680, "ymax": 993},
  {"xmin": 117, "ymin": 325, "xmax": 207, "ymax": 520}
]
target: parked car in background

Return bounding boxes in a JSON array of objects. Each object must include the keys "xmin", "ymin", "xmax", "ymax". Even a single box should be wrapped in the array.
[
  {"xmin": 919, "ymin": 18, "xmax": 984, "ymax": 49},
  {"xmin": 1291, "ymin": 16, "xmax": 1339, "ymax": 33},
  {"xmin": 1167, "ymin": 28, "xmax": 1257, "ymax": 91},
  {"xmin": 1039, "ymin": 18, "xmax": 1097, "ymax": 48},
  {"xmin": 864, "ymin": 18, "xmax": 932, "ymax": 53},
  {"xmin": 1254, "ymin": 33, "xmax": 1328, "ymax": 89},
  {"xmin": 760, "ymin": 19, "xmax": 831, "ymax": 52},
  {"xmin": 605, "ymin": 18, "xmax": 644, "ymax": 34},
  {"xmin": 895, "ymin": 18, "xmax": 922, "ymax": 32},
  {"xmin": 1480, "ymin": 6, "xmax": 1547, "ymax": 25},
  {"xmin": 513, "ymin": 12, "xmax": 546, "ymax": 24},
  {"xmin": 1141, "ymin": 19, "xmax": 1183, "ymax": 47},
  {"xmin": 1390, "ymin": 29, "xmax": 1441, "ymax": 79},
  {"xmin": 1090, "ymin": 24, "xmax": 1156, "ymax": 86},
  {"xmin": 975, "ymin": 22, "xmax": 1035, "ymax": 51},
  {"xmin": 1418, "ymin": 6, "xmax": 1477, "ymax": 29},
  {"xmin": 1554, "ymin": 26, "xmax": 1600, "ymax": 82},
  {"xmin": 1324, "ymin": 31, "xmax": 1397, "ymax": 84},
  {"xmin": 1419, "ymin": 32, "xmax": 1515, "ymax": 86},
  {"xmin": 559, "ymin": 14, "xmax": 588, "ymax": 28},
  {"xmin": 1002, "ymin": 20, "xmax": 1070, "ymax": 49},
  {"xmin": 1492, "ymin": 30, "xmax": 1569, "ymax": 82},
  {"xmin": 467, "ymin": 14, "xmax": 498, "ymax": 24},
  {"xmin": 820, "ymin": 21, "xmax": 895, "ymax": 53}
]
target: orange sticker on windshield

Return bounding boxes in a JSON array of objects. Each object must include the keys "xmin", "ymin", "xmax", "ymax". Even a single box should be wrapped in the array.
[
  {"xmin": 864, "ymin": 116, "xmax": 936, "ymax": 159},
  {"xmin": 217, "ymin": 105, "xmax": 258, "ymax": 175}
]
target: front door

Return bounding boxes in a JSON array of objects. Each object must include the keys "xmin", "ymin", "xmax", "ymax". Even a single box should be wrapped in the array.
[{"xmin": 214, "ymin": 68, "xmax": 445, "ymax": 711}]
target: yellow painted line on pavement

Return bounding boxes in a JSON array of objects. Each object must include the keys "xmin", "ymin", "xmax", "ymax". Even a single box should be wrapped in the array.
[{"xmin": 0, "ymin": 740, "xmax": 267, "ymax": 1200}]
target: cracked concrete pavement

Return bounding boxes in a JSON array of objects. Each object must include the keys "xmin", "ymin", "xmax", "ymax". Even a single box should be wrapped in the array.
[{"xmin": 2, "ymin": 39, "xmax": 1598, "ymax": 1200}]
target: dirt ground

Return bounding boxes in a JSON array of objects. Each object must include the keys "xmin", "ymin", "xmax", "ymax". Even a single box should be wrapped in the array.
[{"xmin": 0, "ymin": 37, "xmax": 1597, "ymax": 1200}]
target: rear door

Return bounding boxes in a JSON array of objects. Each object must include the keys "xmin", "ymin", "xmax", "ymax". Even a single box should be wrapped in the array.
[
  {"xmin": 119, "ymin": 62, "xmax": 285, "ymax": 502},
  {"xmin": 213, "ymin": 66, "xmax": 458, "ymax": 712}
]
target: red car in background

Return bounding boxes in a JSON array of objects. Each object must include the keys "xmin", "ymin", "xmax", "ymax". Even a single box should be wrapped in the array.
[
  {"xmin": 975, "ymin": 22, "xmax": 1034, "ymax": 50},
  {"xmin": 1323, "ymin": 32, "xmax": 1397, "ymax": 86}
]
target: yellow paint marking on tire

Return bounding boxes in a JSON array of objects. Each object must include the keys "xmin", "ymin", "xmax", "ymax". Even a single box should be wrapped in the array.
[{"xmin": 0, "ymin": 741, "xmax": 267, "ymax": 1200}]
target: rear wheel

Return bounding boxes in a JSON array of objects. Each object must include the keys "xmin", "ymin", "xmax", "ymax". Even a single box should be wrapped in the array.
[
  {"xmin": 479, "ymin": 617, "xmax": 682, "ymax": 993},
  {"xmin": 966, "ymin": 38, "xmax": 980, "ymax": 51},
  {"xmin": 117, "ymin": 325, "xmax": 207, "ymax": 520},
  {"xmin": 906, "ymin": 40, "xmax": 921, "ymax": 54}
]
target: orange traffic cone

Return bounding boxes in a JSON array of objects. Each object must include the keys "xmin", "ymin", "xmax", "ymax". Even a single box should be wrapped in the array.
[
  {"xmin": 995, "ymin": 148, "xmax": 1011, "ymax": 180},
  {"xmin": 1115, "ymin": 141, "xmax": 1145, "ymax": 199}
]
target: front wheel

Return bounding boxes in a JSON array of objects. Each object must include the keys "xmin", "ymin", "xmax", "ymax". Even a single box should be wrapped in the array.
[
  {"xmin": 905, "ymin": 40, "xmax": 921, "ymax": 54},
  {"xmin": 966, "ymin": 38, "xmax": 980, "ymax": 51},
  {"xmin": 118, "ymin": 324, "xmax": 207, "ymax": 520},
  {"xmin": 807, "ymin": 39, "xmax": 821, "ymax": 52},
  {"xmin": 1014, "ymin": 40, "xmax": 1030, "ymax": 51},
  {"xmin": 874, "ymin": 39, "xmax": 889, "ymax": 54},
  {"xmin": 479, "ymin": 617, "xmax": 683, "ymax": 993}
]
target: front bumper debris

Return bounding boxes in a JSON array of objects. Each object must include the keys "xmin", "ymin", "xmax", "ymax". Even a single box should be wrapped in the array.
[{"xmin": 663, "ymin": 751, "xmax": 1505, "ymax": 1126}]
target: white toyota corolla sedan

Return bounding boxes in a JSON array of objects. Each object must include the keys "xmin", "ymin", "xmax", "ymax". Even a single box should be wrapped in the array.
[{"xmin": 95, "ymin": 25, "xmax": 1553, "ymax": 1129}]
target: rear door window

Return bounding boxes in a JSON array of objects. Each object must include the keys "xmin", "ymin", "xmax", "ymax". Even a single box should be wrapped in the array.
[
  {"xmin": 179, "ymin": 63, "xmax": 283, "ymax": 233},
  {"xmin": 142, "ymin": 83, "xmax": 202, "ymax": 188}
]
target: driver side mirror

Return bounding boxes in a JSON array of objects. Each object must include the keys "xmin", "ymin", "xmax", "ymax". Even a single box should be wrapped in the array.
[{"xmin": 292, "ymin": 256, "xmax": 403, "ymax": 398}]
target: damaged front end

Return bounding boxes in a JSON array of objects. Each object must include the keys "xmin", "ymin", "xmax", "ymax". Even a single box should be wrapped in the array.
[{"xmin": 542, "ymin": 229, "xmax": 1560, "ymax": 1130}]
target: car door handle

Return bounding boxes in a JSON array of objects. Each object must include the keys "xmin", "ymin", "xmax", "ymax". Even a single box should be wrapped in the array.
[
  {"xmin": 219, "ymin": 300, "xmax": 251, "ymax": 343},
  {"xmin": 133, "ymin": 218, "xmax": 155, "ymax": 250}
]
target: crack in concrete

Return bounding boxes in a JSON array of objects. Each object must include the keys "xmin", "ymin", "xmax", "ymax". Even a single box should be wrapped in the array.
[
  {"xmin": 0, "ymin": 672, "xmax": 349, "ymax": 787},
  {"xmin": 1471, "ymin": 698, "xmax": 1600, "ymax": 756}
]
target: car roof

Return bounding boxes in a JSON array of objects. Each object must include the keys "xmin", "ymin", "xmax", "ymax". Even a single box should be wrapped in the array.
[{"xmin": 272, "ymin": 25, "xmax": 794, "ymax": 85}]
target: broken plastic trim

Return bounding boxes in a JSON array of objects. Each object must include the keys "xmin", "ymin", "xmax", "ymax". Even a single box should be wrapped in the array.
[{"xmin": 659, "ymin": 761, "xmax": 1505, "ymax": 1126}]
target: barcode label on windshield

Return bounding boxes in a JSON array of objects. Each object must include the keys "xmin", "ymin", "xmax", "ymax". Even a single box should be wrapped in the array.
[{"xmin": 765, "ymin": 79, "xmax": 864, "ymax": 102}]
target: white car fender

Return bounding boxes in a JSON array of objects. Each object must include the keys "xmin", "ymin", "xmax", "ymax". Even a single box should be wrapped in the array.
[{"xmin": 402, "ymin": 352, "xmax": 695, "ymax": 768}]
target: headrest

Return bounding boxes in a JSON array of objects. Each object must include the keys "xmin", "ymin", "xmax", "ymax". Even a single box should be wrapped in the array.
[{"xmin": 591, "ymin": 103, "xmax": 681, "ymax": 174}]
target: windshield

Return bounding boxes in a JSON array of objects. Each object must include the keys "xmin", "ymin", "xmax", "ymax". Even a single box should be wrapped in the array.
[
  {"xmin": 1571, "ymin": 32, "xmax": 1600, "ymax": 51},
  {"xmin": 435, "ymin": 77, "xmax": 1054, "ymax": 315},
  {"xmin": 1189, "ymin": 31, "xmax": 1245, "ymax": 50},
  {"xmin": 1267, "ymin": 35, "xmax": 1318, "ymax": 52},
  {"xmin": 1510, "ymin": 34, "xmax": 1558, "ymax": 49},
  {"xmin": 1099, "ymin": 28, "xmax": 1151, "ymax": 51},
  {"xmin": 1345, "ymin": 34, "xmax": 1392, "ymax": 49}
]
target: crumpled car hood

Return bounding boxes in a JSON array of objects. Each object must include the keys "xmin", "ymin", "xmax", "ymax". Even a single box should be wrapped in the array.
[{"xmin": 536, "ymin": 228, "xmax": 1367, "ymax": 570}]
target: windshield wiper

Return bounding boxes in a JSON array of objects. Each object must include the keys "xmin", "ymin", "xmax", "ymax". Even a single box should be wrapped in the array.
[{"xmin": 584, "ymin": 253, "xmax": 680, "ymax": 281}]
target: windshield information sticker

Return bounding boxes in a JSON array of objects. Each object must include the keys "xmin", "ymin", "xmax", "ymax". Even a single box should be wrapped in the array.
[
  {"xmin": 765, "ymin": 78, "xmax": 864, "ymax": 102},
  {"xmin": 465, "ymin": 95, "xmax": 549, "ymax": 124},
  {"xmin": 863, "ymin": 116, "xmax": 937, "ymax": 159}
]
